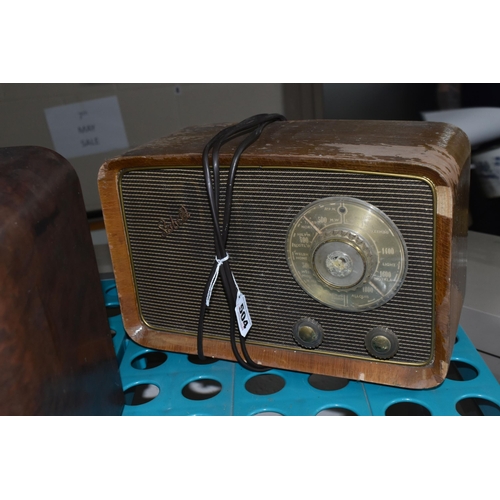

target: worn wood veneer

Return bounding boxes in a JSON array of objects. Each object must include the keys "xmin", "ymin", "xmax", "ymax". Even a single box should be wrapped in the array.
[
  {"xmin": 99, "ymin": 120, "xmax": 470, "ymax": 388},
  {"xmin": 0, "ymin": 146, "xmax": 124, "ymax": 415}
]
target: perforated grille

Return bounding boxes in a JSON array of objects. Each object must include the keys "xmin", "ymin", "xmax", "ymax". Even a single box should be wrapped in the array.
[{"xmin": 120, "ymin": 167, "xmax": 434, "ymax": 364}]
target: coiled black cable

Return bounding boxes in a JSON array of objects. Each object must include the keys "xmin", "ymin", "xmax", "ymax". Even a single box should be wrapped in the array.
[{"xmin": 197, "ymin": 113, "xmax": 286, "ymax": 371}]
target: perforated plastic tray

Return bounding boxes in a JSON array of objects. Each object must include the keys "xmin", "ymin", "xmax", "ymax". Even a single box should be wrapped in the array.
[{"xmin": 102, "ymin": 279, "xmax": 500, "ymax": 416}]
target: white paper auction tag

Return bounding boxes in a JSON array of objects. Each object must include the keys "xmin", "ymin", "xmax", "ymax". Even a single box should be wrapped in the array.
[{"xmin": 235, "ymin": 291, "xmax": 252, "ymax": 337}]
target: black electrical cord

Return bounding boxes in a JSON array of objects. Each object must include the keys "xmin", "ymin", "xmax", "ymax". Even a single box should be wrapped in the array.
[
  {"xmin": 197, "ymin": 113, "xmax": 286, "ymax": 371},
  {"xmin": 198, "ymin": 115, "xmax": 284, "ymax": 370}
]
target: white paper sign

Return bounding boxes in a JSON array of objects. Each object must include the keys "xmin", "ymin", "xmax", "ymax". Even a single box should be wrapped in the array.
[{"xmin": 44, "ymin": 95, "xmax": 129, "ymax": 159}]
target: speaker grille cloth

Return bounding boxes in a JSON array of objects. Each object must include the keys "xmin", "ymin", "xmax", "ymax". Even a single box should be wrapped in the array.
[{"xmin": 120, "ymin": 168, "xmax": 434, "ymax": 364}]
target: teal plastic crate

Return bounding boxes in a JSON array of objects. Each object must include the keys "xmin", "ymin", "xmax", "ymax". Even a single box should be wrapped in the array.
[{"xmin": 102, "ymin": 279, "xmax": 500, "ymax": 416}]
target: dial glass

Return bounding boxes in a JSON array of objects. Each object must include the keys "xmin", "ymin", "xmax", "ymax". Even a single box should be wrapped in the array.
[{"xmin": 286, "ymin": 197, "xmax": 408, "ymax": 312}]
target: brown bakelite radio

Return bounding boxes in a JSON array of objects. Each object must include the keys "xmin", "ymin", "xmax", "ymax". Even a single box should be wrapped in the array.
[{"xmin": 98, "ymin": 119, "xmax": 470, "ymax": 389}]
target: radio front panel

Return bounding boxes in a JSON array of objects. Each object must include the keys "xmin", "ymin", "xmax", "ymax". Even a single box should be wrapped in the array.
[{"xmin": 120, "ymin": 167, "xmax": 434, "ymax": 365}]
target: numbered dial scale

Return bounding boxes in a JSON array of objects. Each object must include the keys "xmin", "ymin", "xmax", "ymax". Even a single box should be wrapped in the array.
[{"xmin": 286, "ymin": 197, "xmax": 408, "ymax": 312}]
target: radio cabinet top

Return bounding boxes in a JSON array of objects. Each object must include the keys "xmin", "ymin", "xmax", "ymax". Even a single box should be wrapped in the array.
[
  {"xmin": 99, "ymin": 120, "xmax": 470, "ymax": 388},
  {"xmin": 102, "ymin": 119, "xmax": 469, "ymax": 186}
]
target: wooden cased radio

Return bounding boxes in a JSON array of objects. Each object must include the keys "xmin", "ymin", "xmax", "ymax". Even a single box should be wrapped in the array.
[
  {"xmin": 0, "ymin": 146, "xmax": 123, "ymax": 415},
  {"xmin": 98, "ymin": 119, "xmax": 470, "ymax": 388}
]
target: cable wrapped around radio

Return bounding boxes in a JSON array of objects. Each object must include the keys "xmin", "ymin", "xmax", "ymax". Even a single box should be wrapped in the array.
[{"xmin": 197, "ymin": 113, "xmax": 286, "ymax": 371}]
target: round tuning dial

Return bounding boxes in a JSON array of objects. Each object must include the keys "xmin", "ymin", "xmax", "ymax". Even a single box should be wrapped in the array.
[
  {"xmin": 365, "ymin": 326, "xmax": 399, "ymax": 359},
  {"xmin": 292, "ymin": 318, "xmax": 324, "ymax": 349},
  {"xmin": 286, "ymin": 197, "xmax": 408, "ymax": 312}
]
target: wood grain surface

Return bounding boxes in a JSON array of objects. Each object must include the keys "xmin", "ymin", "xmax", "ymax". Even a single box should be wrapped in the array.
[
  {"xmin": 0, "ymin": 146, "xmax": 124, "ymax": 415},
  {"xmin": 99, "ymin": 119, "xmax": 470, "ymax": 388}
]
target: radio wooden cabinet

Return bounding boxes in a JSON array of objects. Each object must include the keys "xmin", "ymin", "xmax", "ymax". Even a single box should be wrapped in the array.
[{"xmin": 98, "ymin": 120, "xmax": 470, "ymax": 388}]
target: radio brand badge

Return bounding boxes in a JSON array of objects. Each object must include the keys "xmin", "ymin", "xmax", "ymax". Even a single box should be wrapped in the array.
[{"xmin": 158, "ymin": 205, "xmax": 190, "ymax": 237}]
